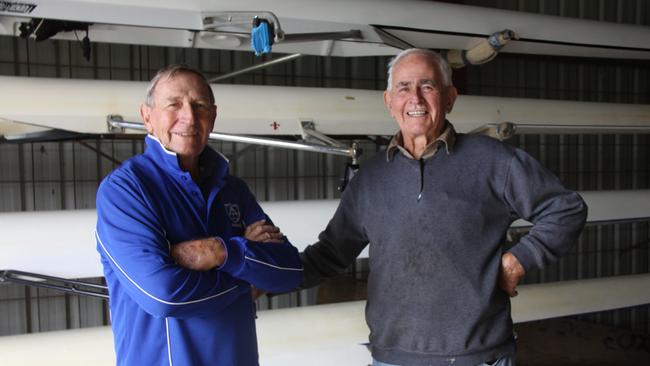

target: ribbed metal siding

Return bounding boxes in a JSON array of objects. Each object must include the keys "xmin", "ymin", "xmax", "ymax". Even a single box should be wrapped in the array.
[{"xmin": 1, "ymin": 0, "xmax": 649, "ymax": 335}]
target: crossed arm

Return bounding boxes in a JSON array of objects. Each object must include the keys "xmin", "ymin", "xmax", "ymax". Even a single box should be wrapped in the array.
[
  {"xmin": 171, "ymin": 219, "xmax": 284, "ymax": 270},
  {"xmin": 169, "ymin": 220, "xmax": 285, "ymax": 300}
]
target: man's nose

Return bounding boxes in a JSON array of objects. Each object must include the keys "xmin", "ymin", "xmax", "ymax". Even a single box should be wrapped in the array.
[
  {"xmin": 408, "ymin": 88, "xmax": 424, "ymax": 103},
  {"xmin": 178, "ymin": 102, "xmax": 196, "ymax": 123}
]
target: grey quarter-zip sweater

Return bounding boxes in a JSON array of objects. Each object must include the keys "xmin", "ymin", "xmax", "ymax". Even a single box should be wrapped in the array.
[{"xmin": 301, "ymin": 130, "xmax": 587, "ymax": 366}]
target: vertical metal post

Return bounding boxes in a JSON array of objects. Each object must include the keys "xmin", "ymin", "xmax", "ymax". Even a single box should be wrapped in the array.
[
  {"xmin": 12, "ymin": 36, "xmax": 20, "ymax": 76},
  {"xmin": 58, "ymin": 141, "xmax": 65, "ymax": 209},
  {"xmin": 293, "ymin": 150, "xmax": 299, "ymax": 200},
  {"xmin": 72, "ymin": 141, "xmax": 77, "ymax": 208},
  {"xmin": 65, "ymin": 293, "xmax": 72, "ymax": 329},
  {"xmin": 30, "ymin": 144, "xmax": 35, "ymax": 210},
  {"xmin": 25, "ymin": 37, "xmax": 31, "ymax": 76},
  {"xmin": 24, "ymin": 286, "xmax": 32, "ymax": 334},
  {"xmin": 18, "ymin": 143, "xmax": 26, "ymax": 211},
  {"xmin": 320, "ymin": 153, "xmax": 326, "ymax": 199}
]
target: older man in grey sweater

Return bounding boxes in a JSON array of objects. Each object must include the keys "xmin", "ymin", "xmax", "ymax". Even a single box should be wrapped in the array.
[{"xmin": 301, "ymin": 49, "xmax": 587, "ymax": 366}]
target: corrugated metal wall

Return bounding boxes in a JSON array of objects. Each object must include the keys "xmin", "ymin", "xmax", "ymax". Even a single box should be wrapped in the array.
[{"xmin": 1, "ymin": 0, "xmax": 649, "ymax": 336}]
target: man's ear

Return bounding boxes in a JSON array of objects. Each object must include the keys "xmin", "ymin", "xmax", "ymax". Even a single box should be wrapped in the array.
[
  {"xmin": 446, "ymin": 86, "xmax": 458, "ymax": 114},
  {"xmin": 383, "ymin": 90, "xmax": 392, "ymax": 114},
  {"xmin": 205, "ymin": 104, "xmax": 218, "ymax": 131},
  {"xmin": 140, "ymin": 103, "xmax": 153, "ymax": 133}
]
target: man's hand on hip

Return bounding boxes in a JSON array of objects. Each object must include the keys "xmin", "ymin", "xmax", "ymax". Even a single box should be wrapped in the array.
[{"xmin": 498, "ymin": 252, "xmax": 525, "ymax": 297}]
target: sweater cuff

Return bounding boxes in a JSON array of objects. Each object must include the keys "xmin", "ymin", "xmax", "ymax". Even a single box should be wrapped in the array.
[
  {"xmin": 217, "ymin": 236, "xmax": 246, "ymax": 275},
  {"xmin": 508, "ymin": 241, "xmax": 542, "ymax": 274}
]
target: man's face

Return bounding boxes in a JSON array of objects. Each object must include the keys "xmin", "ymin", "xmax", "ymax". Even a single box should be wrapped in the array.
[
  {"xmin": 140, "ymin": 72, "xmax": 216, "ymax": 161},
  {"xmin": 383, "ymin": 54, "xmax": 457, "ymax": 141}
]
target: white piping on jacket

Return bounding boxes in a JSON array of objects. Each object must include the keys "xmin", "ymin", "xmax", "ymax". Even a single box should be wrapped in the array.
[
  {"xmin": 244, "ymin": 256, "xmax": 304, "ymax": 271},
  {"xmin": 96, "ymin": 231, "xmax": 239, "ymax": 305},
  {"xmin": 166, "ymin": 317, "xmax": 173, "ymax": 366}
]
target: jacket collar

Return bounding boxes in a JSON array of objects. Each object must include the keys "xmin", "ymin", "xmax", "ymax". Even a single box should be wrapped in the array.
[{"xmin": 144, "ymin": 134, "xmax": 229, "ymax": 181}]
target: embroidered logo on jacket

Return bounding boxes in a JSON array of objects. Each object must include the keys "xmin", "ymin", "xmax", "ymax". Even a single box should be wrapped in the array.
[{"xmin": 224, "ymin": 203, "xmax": 242, "ymax": 227}]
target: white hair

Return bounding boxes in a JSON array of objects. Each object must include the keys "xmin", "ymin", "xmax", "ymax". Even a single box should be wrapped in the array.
[
  {"xmin": 386, "ymin": 49, "xmax": 452, "ymax": 91},
  {"xmin": 144, "ymin": 64, "xmax": 215, "ymax": 106}
]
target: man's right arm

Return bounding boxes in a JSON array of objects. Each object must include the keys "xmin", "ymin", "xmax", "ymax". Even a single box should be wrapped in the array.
[
  {"xmin": 171, "ymin": 237, "xmax": 227, "ymax": 271},
  {"xmin": 169, "ymin": 180, "xmax": 369, "ymax": 290},
  {"xmin": 171, "ymin": 220, "xmax": 284, "ymax": 271},
  {"xmin": 300, "ymin": 183, "xmax": 369, "ymax": 288},
  {"xmin": 96, "ymin": 174, "xmax": 247, "ymax": 319},
  {"xmin": 171, "ymin": 220, "xmax": 285, "ymax": 300}
]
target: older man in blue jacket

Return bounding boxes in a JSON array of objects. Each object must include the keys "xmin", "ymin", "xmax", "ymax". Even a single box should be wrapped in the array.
[{"xmin": 96, "ymin": 65, "xmax": 302, "ymax": 366}]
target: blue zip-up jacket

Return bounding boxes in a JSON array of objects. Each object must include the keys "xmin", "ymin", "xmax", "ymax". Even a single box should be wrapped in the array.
[{"xmin": 96, "ymin": 135, "xmax": 303, "ymax": 366}]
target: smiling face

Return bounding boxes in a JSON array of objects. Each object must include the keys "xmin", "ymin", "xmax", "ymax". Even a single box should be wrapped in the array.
[
  {"xmin": 140, "ymin": 71, "xmax": 216, "ymax": 168},
  {"xmin": 384, "ymin": 53, "xmax": 457, "ymax": 143}
]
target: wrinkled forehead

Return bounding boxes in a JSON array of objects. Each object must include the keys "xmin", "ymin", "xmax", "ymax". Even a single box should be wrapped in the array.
[
  {"xmin": 392, "ymin": 54, "xmax": 442, "ymax": 84},
  {"xmin": 154, "ymin": 71, "xmax": 214, "ymax": 101}
]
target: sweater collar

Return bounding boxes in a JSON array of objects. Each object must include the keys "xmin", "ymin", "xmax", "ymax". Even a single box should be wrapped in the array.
[{"xmin": 386, "ymin": 121, "xmax": 457, "ymax": 161}]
